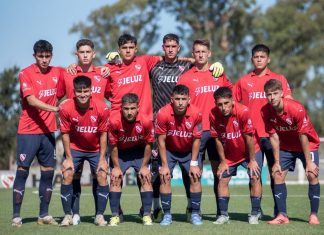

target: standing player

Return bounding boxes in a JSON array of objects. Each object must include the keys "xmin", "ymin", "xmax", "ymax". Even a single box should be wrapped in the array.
[
  {"xmin": 149, "ymin": 33, "xmax": 224, "ymax": 221},
  {"xmin": 233, "ymin": 44, "xmax": 292, "ymax": 216},
  {"xmin": 108, "ymin": 93, "xmax": 155, "ymax": 226},
  {"xmin": 59, "ymin": 75, "xmax": 110, "ymax": 226},
  {"xmin": 261, "ymin": 79, "xmax": 320, "ymax": 225},
  {"xmin": 156, "ymin": 85, "xmax": 203, "ymax": 226},
  {"xmin": 58, "ymin": 39, "xmax": 109, "ymax": 225},
  {"xmin": 12, "ymin": 40, "xmax": 61, "ymax": 227},
  {"xmin": 177, "ymin": 39, "xmax": 232, "ymax": 218},
  {"xmin": 210, "ymin": 87, "xmax": 262, "ymax": 224}
]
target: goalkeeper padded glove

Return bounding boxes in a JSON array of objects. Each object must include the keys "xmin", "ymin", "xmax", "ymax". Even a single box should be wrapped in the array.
[
  {"xmin": 105, "ymin": 51, "xmax": 122, "ymax": 64},
  {"xmin": 209, "ymin": 62, "xmax": 224, "ymax": 78}
]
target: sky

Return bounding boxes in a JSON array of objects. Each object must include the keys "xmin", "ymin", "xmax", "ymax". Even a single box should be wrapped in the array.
[{"xmin": 1, "ymin": 0, "xmax": 274, "ymax": 71}]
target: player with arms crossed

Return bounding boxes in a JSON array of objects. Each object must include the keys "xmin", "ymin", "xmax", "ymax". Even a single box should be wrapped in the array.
[
  {"xmin": 108, "ymin": 93, "xmax": 155, "ymax": 226},
  {"xmin": 12, "ymin": 40, "xmax": 62, "ymax": 227},
  {"xmin": 261, "ymin": 79, "xmax": 320, "ymax": 225},
  {"xmin": 59, "ymin": 75, "xmax": 110, "ymax": 226},
  {"xmin": 233, "ymin": 44, "xmax": 292, "ymax": 216},
  {"xmin": 155, "ymin": 85, "xmax": 203, "ymax": 226},
  {"xmin": 210, "ymin": 87, "xmax": 262, "ymax": 224}
]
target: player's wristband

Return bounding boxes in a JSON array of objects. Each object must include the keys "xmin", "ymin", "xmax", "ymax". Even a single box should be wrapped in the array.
[{"xmin": 190, "ymin": 160, "xmax": 199, "ymax": 166}]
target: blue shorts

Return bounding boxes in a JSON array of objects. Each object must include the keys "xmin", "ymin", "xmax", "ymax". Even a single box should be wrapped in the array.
[
  {"xmin": 110, "ymin": 146, "xmax": 146, "ymax": 175},
  {"xmin": 200, "ymin": 131, "xmax": 219, "ymax": 161},
  {"xmin": 167, "ymin": 150, "xmax": 202, "ymax": 177},
  {"xmin": 221, "ymin": 151, "xmax": 263, "ymax": 178},
  {"xmin": 16, "ymin": 133, "xmax": 56, "ymax": 167},
  {"xmin": 279, "ymin": 150, "xmax": 319, "ymax": 171},
  {"xmin": 64, "ymin": 149, "xmax": 101, "ymax": 173}
]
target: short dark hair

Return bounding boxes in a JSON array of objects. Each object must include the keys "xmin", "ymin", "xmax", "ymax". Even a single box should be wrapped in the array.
[
  {"xmin": 122, "ymin": 93, "xmax": 139, "ymax": 104},
  {"xmin": 192, "ymin": 39, "xmax": 210, "ymax": 50},
  {"xmin": 163, "ymin": 33, "xmax": 179, "ymax": 44},
  {"xmin": 213, "ymin": 87, "xmax": 232, "ymax": 101},
  {"xmin": 76, "ymin": 39, "xmax": 94, "ymax": 50},
  {"xmin": 264, "ymin": 79, "xmax": 282, "ymax": 92},
  {"xmin": 252, "ymin": 44, "xmax": 270, "ymax": 56},
  {"xmin": 118, "ymin": 34, "xmax": 137, "ymax": 47},
  {"xmin": 73, "ymin": 75, "xmax": 92, "ymax": 90},
  {"xmin": 33, "ymin": 40, "xmax": 53, "ymax": 54},
  {"xmin": 172, "ymin": 84, "xmax": 189, "ymax": 96}
]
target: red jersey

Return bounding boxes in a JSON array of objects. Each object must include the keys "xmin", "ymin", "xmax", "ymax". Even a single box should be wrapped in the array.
[
  {"xmin": 105, "ymin": 55, "xmax": 161, "ymax": 120},
  {"xmin": 57, "ymin": 66, "xmax": 108, "ymax": 100},
  {"xmin": 108, "ymin": 112, "xmax": 155, "ymax": 150},
  {"xmin": 18, "ymin": 64, "xmax": 63, "ymax": 134},
  {"xmin": 209, "ymin": 102, "xmax": 260, "ymax": 166},
  {"xmin": 233, "ymin": 69, "xmax": 291, "ymax": 138},
  {"xmin": 155, "ymin": 104, "xmax": 203, "ymax": 153},
  {"xmin": 178, "ymin": 67, "xmax": 232, "ymax": 131},
  {"xmin": 261, "ymin": 98, "xmax": 320, "ymax": 152},
  {"xmin": 59, "ymin": 97, "xmax": 110, "ymax": 152}
]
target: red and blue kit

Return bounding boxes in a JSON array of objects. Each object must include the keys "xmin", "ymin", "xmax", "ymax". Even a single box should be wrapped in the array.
[
  {"xmin": 233, "ymin": 69, "xmax": 291, "ymax": 138},
  {"xmin": 18, "ymin": 64, "xmax": 63, "ymax": 134},
  {"xmin": 262, "ymin": 98, "xmax": 320, "ymax": 152},
  {"xmin": 59, "ymin": 97, "xmax": 110, "ymax": 152},
  {"xmin": 209, "ymin": 102, "xmax": 260, "ymax": 166},
  {"xmin": 108, "ymin": 112, "xmax": 155, "ymax": 150},
  {"xmin": 105, "ymin": 56, "xmax": 161, "ymax": 119},
  {"xmin": 177, "ymin": 67, "xmax": 232, "ymax": 131},
  {"xmin": 57, "ymin": 66, "xmax": 108, "ymax": 100},
  {"xmin": 155, "ymin": 104, "xmax": 203, "ymax": 153}
]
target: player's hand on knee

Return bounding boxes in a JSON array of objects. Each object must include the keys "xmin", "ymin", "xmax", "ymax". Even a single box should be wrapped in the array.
[
  {"xmin": 97, "ymin": 159, "xmax": 108, "ymax": 175},
  {"xmin": 159, "ymin": 166, "xmax": 170, "ymax": 184},
  {"xmin": 271, "ymin": 162, "xmax": 282, "ymax": 177},
  {"xmin": 217, "ymin": 161, "xmax": 229, "ymax": 179},
  {"xmin": 139, "ymin": 166, "xmax": 151, "ymax": 184},
  {"xmin": 62, "ymin": 158, "xmax": 74, "ymax": 173},
  {"xmin": 209, "ymin": 62, "xmax": 224, "ymax": 78},
  {"xmin": 306, "ymin": 161, "xmax": 319, "ymax": 177},
  {"xmin": 110, "ymin": 167, "xmax": 123, "ymax": 184},
  {"xmin": 247, "ymin": 159, "xmax": 260, "ymax": 177},
  {"xmin": 189, "ymin": 166, "xmax": 201, "ymax": 182}
]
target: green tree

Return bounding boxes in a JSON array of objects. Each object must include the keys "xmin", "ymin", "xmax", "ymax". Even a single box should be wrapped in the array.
[{"xmin": 0, "ymin": 66, "xmax": 20, "ymax": 169}]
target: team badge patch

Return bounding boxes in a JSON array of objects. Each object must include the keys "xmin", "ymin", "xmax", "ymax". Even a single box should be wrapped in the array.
[
  {"xmin": 1, "ymin": 175, "xmax": 15, "ymax": 189},
  {"xmin": 285, "ymin": 118, "xmax": 292, "ymax": 126},
  {"xmin": 185, "ymin": 121, "xmax": 192, "ymax": 129},
  {"xmin": 90, "ymin": 115, "xmax": 97, "ymax": 122},
  {"xmin": 19, "ymin": 154, "xmax": 26, "ymax": 162},
  {"xmin": 94, "ymin": 76, "xmax": 101, "ymax": 82},
  {"xmin": 52, "ymin": 77, "xmax": 58, "ymax": 83},
  {"xmin": 233, "ymin": 120, "xmax": 239, "ymax": 127},
  {"xmin": 135, "ymin": 125, "xmax": 142, "ymax": 133},
  {"xmin": 135, "ymin": 64, "xmax": 141, "ymax": 71}
]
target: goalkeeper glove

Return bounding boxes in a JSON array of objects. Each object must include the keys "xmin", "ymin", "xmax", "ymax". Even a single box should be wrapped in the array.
[
  {"xmin": 209, "ymin": 62, "xmax": 224, "ymax": 78},
  {"xmin": 105, "ymin": 51, "xmax": 122, "ymax": 64}
]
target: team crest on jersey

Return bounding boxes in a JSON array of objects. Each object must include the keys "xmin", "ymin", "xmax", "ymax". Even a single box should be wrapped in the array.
[
  {"xmin": 135, "ymin": 125, "xmax": 142, "ymax": 133},
  {"xmin": 285, "ymin": 118, "xmax": 292, "ymax": 126},
  {"xmin": 135, "ymin": 64, "xmax": 141, "ymax": 71},
  {"xmin": 233, "ymin": 120, "xmax": 239, "ymax": 127},
  {"xmin": 178, "ymin": 66, "xmax": 185, "ymax": 72},
  {"xmin": 90, "ymin": 115, "xmax": 97, "ymax": 122},
  {"xmin": 36, "ymin": 80, "xmax": 42, "ymax": 85},
  {"xmin": 19, "ymin": 154, "xmax": 26, "ymax": 162},
  {"xmin": 52, "ymin": 77, "xmax": 58, "ymax": 83},
  {"xmin": 185, "ymin": 121, "xmax": 192, "ymax": 129},
  {"xmin": 94, "ymin": 76, "xmax": 101, "ymax": 82}
]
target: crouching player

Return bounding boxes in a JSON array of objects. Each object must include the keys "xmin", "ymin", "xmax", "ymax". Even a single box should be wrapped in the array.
[
  {"xmin": 108, "ymin": 93, "xmax": 154, "ymax": 226},
  {"xmin": 155, "ymin": 85, "xmax": 203, "ymax": 226},
  {"xmin": 59, "ymin": 75, "xmax": 110, "ymax": 226},
  {"xmin": 210, "ymin": 87, "xmax": 262, "ymax": 224},
  {"xmin": 261, "ymin": 79, "xmax": 320, "ymax": 224}
]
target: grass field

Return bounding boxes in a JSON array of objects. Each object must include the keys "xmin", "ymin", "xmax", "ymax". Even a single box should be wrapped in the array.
[{"xmin": 1, "ymin": 185, "xmax": 323, "ymax": 235}]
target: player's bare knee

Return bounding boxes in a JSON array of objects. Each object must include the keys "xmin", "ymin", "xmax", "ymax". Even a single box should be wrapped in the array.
[
  {"xmin": 96, "ymin": 172, "xmax": 107, "ymax": 185},
  {"xmin": 63, "ymin": 170, "xmax": 74, "ymax": 184},
  {"xmin": 307, "ymin": 173, "xmax": 319, "ymax": 184}
]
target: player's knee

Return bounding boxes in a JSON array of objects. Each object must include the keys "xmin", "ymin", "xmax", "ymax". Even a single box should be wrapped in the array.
[
  {"xmin": 307, "ymin": 173, "xmax": 318, "ymax": 184},
  {"xmin": 96, "ymin": 171, "xmax": 107, "ymax": 185},
  {"xmin": 63, "ymin": 170, "xmax": 74, "ymax": 184}
]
